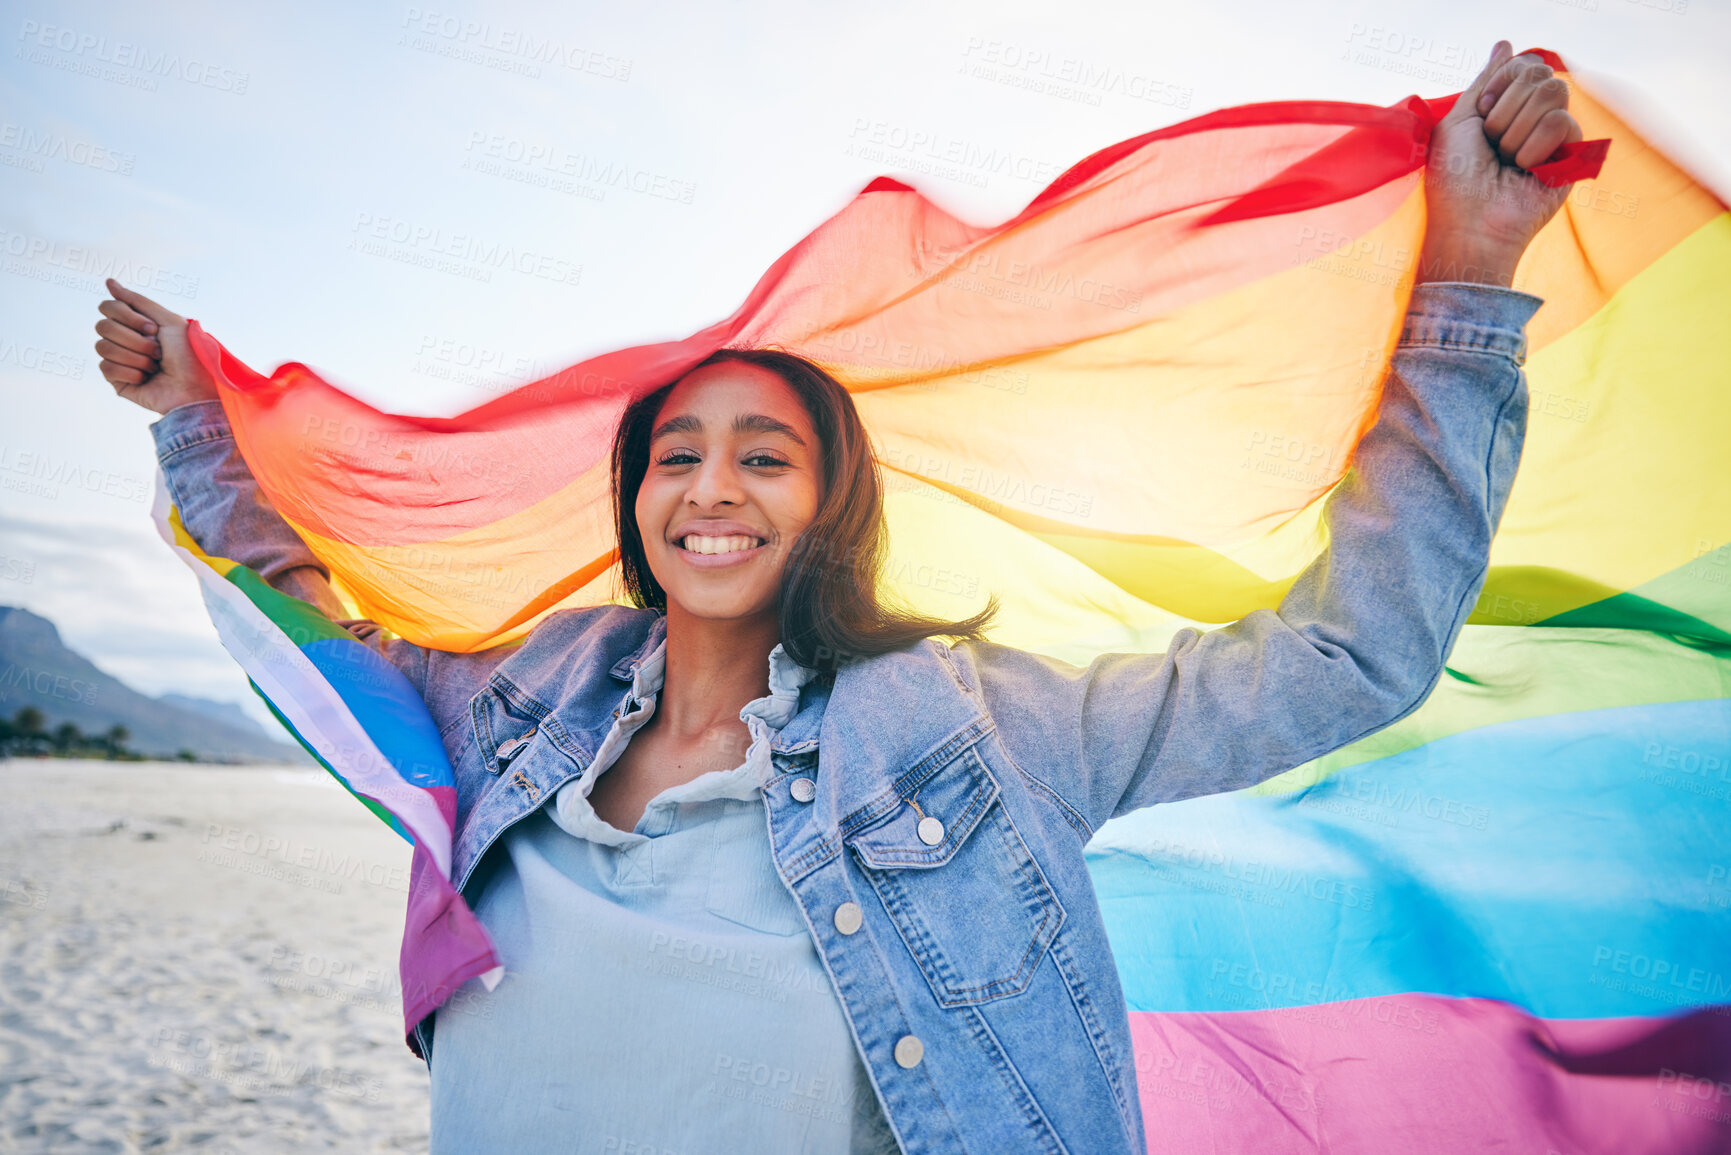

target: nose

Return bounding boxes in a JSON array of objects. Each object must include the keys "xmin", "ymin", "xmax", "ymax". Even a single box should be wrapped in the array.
[{"xmin": 685, "ymin": 453, "xmax": 746, "ymax": 509}]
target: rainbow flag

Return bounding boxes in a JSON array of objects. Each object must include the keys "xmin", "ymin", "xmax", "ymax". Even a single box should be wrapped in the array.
[
  {"xmin": 151, "ymin": 494, "xmax": 504, "ymax": 1029},
  {"xmin": 161, "ymin": 47, "xmax": 1730, "ymax": 1152}
]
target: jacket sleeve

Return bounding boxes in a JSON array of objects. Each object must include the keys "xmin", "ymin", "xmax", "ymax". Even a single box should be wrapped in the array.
[
  {"xmin": 961, "ymin": 281, "xmax": 1543, "ymax": 835},
  {"xmin": 152, "ymin": 400, "xmax": 505, "ymax": 732}
]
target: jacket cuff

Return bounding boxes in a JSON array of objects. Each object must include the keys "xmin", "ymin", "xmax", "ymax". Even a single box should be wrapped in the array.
[
  {"xmin": 150, "ymin": 400, "xmax": 233, "ymax": 462},
  {"xmin": 1398, "ymin": 283, "xmax": 1545, "ymax": 366}
]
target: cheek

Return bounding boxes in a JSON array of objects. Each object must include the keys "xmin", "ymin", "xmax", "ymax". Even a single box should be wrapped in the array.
[
  {"xmin": 775, "ymin": 483, "xmax": 823, "ymax": 543},
  {"xmin": 797, "ymin": 472, "xmax": 824, "ymax": 524},
  {"xmin": 635, "ymin": 483, "xmax": 669, "ymax": 549}
]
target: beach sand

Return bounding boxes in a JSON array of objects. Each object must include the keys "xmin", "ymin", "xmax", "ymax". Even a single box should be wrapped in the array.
[{"xmin": 0, "ymin": 759, "xmax": 433, "ymax": 1153}]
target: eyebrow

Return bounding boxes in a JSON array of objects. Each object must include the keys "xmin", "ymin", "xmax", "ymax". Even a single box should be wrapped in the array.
[{"xmin": 650, "ymin": 412, "xmax": 807, "ymax": 446}]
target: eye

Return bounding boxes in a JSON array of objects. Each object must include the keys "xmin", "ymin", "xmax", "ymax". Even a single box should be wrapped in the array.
[
  {"xmin": 655, "ymin": 449, "xmax": 700, "ymax": 466},
  {"xmin": 743, "ymin": 452, "xmax": 790, "ymax": 468}
]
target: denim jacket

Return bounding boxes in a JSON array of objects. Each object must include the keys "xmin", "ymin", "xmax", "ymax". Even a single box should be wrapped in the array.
[{"xmin": 152, "ymin": 282, "xmax": 1543, "ymax": 1155}]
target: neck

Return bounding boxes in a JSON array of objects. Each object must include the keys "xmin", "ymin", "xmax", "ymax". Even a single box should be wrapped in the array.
[{"xmin": 658, "ymin": 603, "xmax": 782, "ymax": 740}]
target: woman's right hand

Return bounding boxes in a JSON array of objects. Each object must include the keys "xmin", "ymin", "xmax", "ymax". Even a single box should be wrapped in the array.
[{"xmin": 95, "ymin": 277, "xmax": 220, "ymax": 414}]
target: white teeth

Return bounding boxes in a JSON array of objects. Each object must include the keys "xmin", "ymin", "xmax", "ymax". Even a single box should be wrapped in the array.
[{"xmin": 682, "ymin": 534, "xmax": 761, "ymax": 555}]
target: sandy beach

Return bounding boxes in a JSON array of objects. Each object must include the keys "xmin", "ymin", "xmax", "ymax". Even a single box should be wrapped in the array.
[{"xmin": 0, "ymin": 759, "xmax": 433, "ymax": 1153}]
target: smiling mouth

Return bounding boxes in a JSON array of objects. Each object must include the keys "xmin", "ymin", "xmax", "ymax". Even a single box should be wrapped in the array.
[{"xmin": 678, "ymin": 534, "xmax": 767, "ymax": 556}]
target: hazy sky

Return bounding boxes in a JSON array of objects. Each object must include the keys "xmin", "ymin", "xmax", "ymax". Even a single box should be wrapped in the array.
[{"xmin": 3, "ymin": 0, "xmax": 1726, "ymax": 727}]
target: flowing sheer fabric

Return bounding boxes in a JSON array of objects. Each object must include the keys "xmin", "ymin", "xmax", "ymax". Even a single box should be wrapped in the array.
[{"xmin": 160, "ymin": 46, "xmax": 1731, "ymax": 1152}]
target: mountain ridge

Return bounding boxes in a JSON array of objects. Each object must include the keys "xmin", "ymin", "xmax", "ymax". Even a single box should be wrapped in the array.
[{"xmin": 0, "ymin": 605, "xmax": 311, "ymax": 764}]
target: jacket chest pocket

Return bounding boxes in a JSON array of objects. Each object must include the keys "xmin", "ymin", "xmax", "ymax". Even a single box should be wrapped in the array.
[
  {"xmin": 846, "ymin": 745, "xmax": 1064, "ymax": 1007},
  {"xmin": 462, "ymin": 683, "xmax": 566, "ymax": 807}
]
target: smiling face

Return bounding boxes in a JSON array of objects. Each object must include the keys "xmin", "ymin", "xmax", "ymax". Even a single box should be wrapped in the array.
[{"xmin": 634, "ymin": 361, "xmax": 825, "ymax": 625}]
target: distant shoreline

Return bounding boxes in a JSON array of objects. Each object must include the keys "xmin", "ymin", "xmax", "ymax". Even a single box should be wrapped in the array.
[{"xmin": 1, "ymin": 755, "xmax": 320, "ymax": 769}]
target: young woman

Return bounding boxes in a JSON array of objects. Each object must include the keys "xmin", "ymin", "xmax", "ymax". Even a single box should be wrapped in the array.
[{"xmin": 94, "ymin": 42, "xmax": 1579, "ymax": 1155}]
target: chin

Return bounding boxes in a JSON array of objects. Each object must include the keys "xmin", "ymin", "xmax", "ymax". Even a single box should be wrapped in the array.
[
  {"xmin": 677, "ymin": 598, "xmax": 778, "ymax": 623},
  {"xmin": 660, "ymin": 582, "xmax": 779, "ymax": 623}
]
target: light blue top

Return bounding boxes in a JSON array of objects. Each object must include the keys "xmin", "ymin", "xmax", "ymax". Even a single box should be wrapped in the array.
[{"xmin": 427, "ymin": 640, "xmax": 901, "ymax": 1155}]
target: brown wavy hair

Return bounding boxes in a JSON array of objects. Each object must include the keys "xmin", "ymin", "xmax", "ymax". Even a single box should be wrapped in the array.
[{"xmin": 610, "ymin": 348, "xmax": 996, "ymax": 671}]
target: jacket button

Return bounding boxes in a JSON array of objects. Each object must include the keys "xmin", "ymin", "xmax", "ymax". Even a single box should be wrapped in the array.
[
  {"xmin": 916, "ymin": 816, "xmax": 945, "ymax": 845},
  {"xmin": 833, "ymin": 902, "xmax": 863, "ymax": 935},
  {"xmin": 789, "ymin": 777, "xmax": 816, "ymax": 803},
  {"xmin": 894, "ymin": 1035, "xmax": 924, "ymax": 1068}
]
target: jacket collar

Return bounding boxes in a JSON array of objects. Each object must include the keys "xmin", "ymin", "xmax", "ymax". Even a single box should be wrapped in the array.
[
  {"xmin": 608, "ymin": 612, "xmax": 668, "ymax": 683},
  {"xmin": 804, "ymin": 640, "xmax": 994, "ymax": 831},
  {"xmin": 591, "ymin": 611, "xmax": 990, "ymax": 788}
]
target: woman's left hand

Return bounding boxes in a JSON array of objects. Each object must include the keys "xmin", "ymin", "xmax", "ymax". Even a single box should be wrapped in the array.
[{"xmin": 1416, "ymin": 40, "xmax": 1585, "ymax": 287}]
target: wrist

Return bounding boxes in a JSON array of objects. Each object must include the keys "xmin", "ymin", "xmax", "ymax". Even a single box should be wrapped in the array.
[
  {"xmin": 1413, "ymin": 235, "xmax": 1523, "ymax": 288},
  {"xmin": 149, "ymin": 379, "xmax": 221, "ymax": 416}
]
